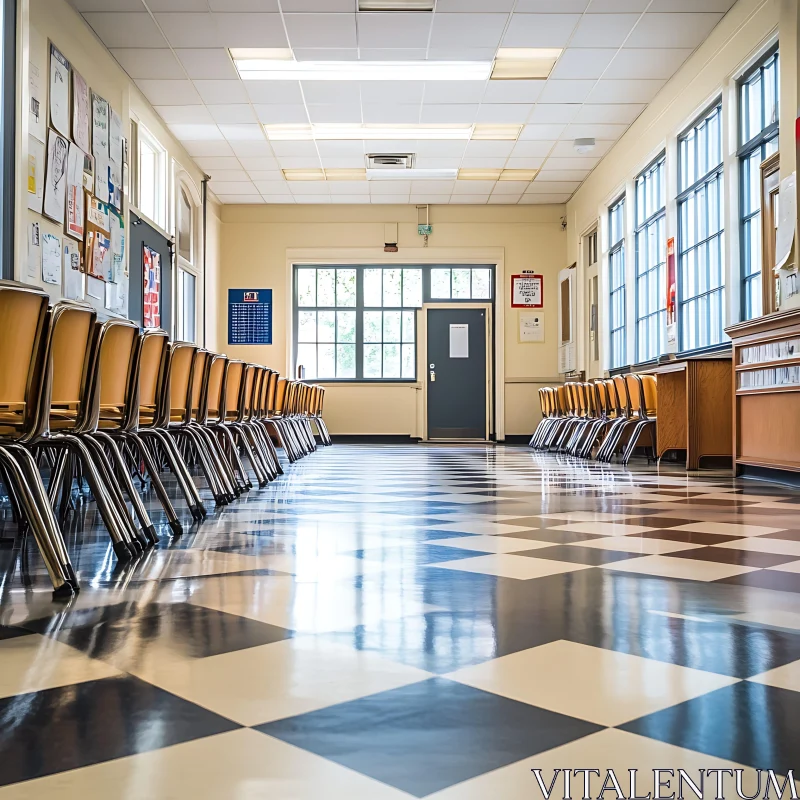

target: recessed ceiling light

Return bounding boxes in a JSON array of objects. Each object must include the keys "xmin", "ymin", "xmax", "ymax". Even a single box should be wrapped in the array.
[
  {"xmin": 499, "ymin": 169, "xmax": 537, "ymax": 181},
  {"xmin": 265, "ymin": 124, "xmax": 473, "ymax": 141},
  {"xmin": 491, "ymin": 48, "xmax": 562, "ymax": 80},
  {"xmin": 471, "ymin": 124, "xmax": 523, "ymax": 141},
  {"xmin": 229, "ymin": 48, "xmax": 293, "ymax": 60},
  {"xmin": 325, "ymin": 169, "xmax": 367, "ymax": 181},
  {"xmin": 458, "ymin": 169, "xmax": 502, "ymax": 180},
  {"xmin": 367, "ymin": 168, "xmax": 458, "ymax": 180},
  {"xmin": 358, "ymin": 0, "xmax": 434, "ymax": 9},
  {"xmin": 235, "ymin": 59, "xmax": 491, "ymax": 81},
  {"xmin": 283, "ymin": 169, "xmax": 326, "ymax": 181}
]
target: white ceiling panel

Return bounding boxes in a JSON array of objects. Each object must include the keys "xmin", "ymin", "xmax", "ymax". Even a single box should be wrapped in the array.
[
  {"xmin": 563, "ymin": 122, "xmax": 628, "ymax": 139},
  {"xmin": 370, "ymin": 180, "xmax": 412, "ymax": 194},
  {"xmin": 270, "ymin": 141, "xmax": 319, "ymax": 157},
  {"xmin": 218, "ymin": 194, "xmax": 266, "ymax": 203},
  {"xmin": 154, "ymin": 105, "xmax": 214, "ymax": 124},
  {"xmin": 410, "ymin": 195, "xmax": 452, "ymax": 204},
  {"xmin": 370, "ymin": 195, "xmax": 410, "ymax": 203},
  {"xmin": 572, "ymin": 103, "xmax": 646, "ymax": 123},
  {"xmin": 316, "ymin": 141, "xmax": 365, "ymax": 157},
  {"xmin": 110, "ymin": 49, "xmax": 184, "ymax": 80},
  {"xmin": 362, "ymin": 104, "xmax": 422, "ymax": 123},
  {"xmin": 307, "ymin": 104, "xmax": 364, "ymax": 123},
  {"xmin": 520, "ymin": 123, "xmax": 567, "ymax": 139},
  {"xmin": 464, "ymin": 140, "xmax": 515, "ymax": 157},
  {"xmin": 536, "ymin": 168, "xmax": 591, "ymax": 182},
  {"xmin": 154, "ymin": 13, "xmax": 288, "ymax": 48},
  {"xmin": 515, "ymin": 0, "xmax": 589, "ymax": 9},
  {"xmin": 203, "ymin": 169, "xmax": 251, "ymax": 182},
  {"xmin": 502, "ymin": 14, "xmax": 580, "ymax": 48},
  {"xmin": 475, "ymin": 104, "xmax": 533, "ymax": 124},
  {"xmin": 549, "ymin": 139, "xmax": 613, "ymax": 157},
  {"xmin": 211, "ymin": 181, "xmax": 260, "ymax": 194},
  {"xmin": 183, "ymin": 140, "xmax": 235, "ymax": 157},
  {"xmin": 195, "ymin": 156, "xmax": 242, "ymax": 171},
  {"xmin": 488, "ymin": 194, "xmax": 522, "ymax": 203},
  {"xmin": 356, "ymin": 13, "xmax": 432, "ymax": 48},
  {"xmin": 587, "ymin": 79, "xmax": 666, "ymax": 104},
  {"xmin": 569, "ymin": 14, "xmax": 640, "ymax": 47},
  {"xmin": 549, "ymin": 49, "xmax": 616, "ymax": 80},
  {"xmin": 328, "ymin": 181, "xmax": 370, "ymax": 194},
  {"xmin": 604, "ymin": 48, "xmax": 694, "ymax": 80},
  {"xmin": 193, "ymin": 80, "xmax": 250, "ymax": 104},
  {"xmin": 492, "ymin": 180, "xmax": 530, "ymax": 194},
  {"xmin": 289, "ymin": 183, "xmax": 330, "ymax": 194},
  {"xmin": 544, "ymin": 156, "xmax": 600, "ymax": 169},
  {"xmin": 320, "ymin": 157, "xmax": 366, "ymax": 168},
  {"xmin": 253, "ymin": 181, "xmax": 293, "ymax": 194},
  {"xmin": 278, "ymin": 157, "xmax": 323, "ymax": 169},
  {"xmin": 330, "ymin": 195, "xmax": 366, "ymax": 203},
  {"xmin": 526, "ymin": 180, "xmax": 581, "ymax": 193},
  {"xmin": 436, "ymin": 0, "xmax": 515, "ymax": 10},
  {"xmin": 167, "ymin": 123, "xmax": 223, "ymax": 140},
  {"xmin": 527, "ymin": 104, "xmax": 581, "ymax": 124},
  {"xmin": 359, "ymin": 49, "xmax": 428, "ymax": 61},
  {"xmin": 420, "ymin": 105, "xmax": 479, "ymax": 123},
  {"xmin": 208, "ymin": 104, "xmax": 258, "ymax": 124},
  {"xmin": 648, "ymin": 0, "xmax": 735, "ymax": 9},
  {"xmin": 293, "ymin": 48, "xmax": 359, "ymax": 61},
  {"xmin": 301, "ymin": 81, "xmax": 361, "ymax": 105},
  {"xmin": 452, "ymin": 180, "xmax": 496, "ymax": 194},
  {"xmin": 254, "ymin": 104, "xmax": 310, "ymax": 123},
  {"xmin": 136, "ymin": 80, "xmax": 202, "ymax": 105},
  {"xmin": 538, "ymin": 80, "xmax": 596, "ymax": 104},
  {"xmin": 360, "ymin": 82, "xmax": 425, "ymax": 105},
  {"xmin": 261, "ymin": 195, "xmax": 295, "ymax": 202},
  {"xmin": 284, "ymin": 13, "xmax": 358, "ymax": 48},
  {"xmin": 413, "ymin": 141, "xmax": 467, "ymax": 158},
  {"xmin": 247, "ymin": 171, "xmax": 283, "ymax": 181},
  {"xmin": 427, "ymin": 47, "xmax": 498, "ymax": 61},
  {"xmin": 208, "ymin": 0, "xmax": 280, "ymax": 8},
  {"xmin": 519, "ymin": 193, "xmax": 571, "ymax": 203},
  {"xmin": 511, "ymin": 141, "xmax": 554, "ymax": 158},
  {"xmin": 586, "ymin": 0, "xmax": 648, "ymax": 10},
  {"xmin": 415, "ymin": 158, "xmax": 462, "ymax": 169},
  {"xmin": 245, "ymin": 81, "xmax": 304, "ymax": 105},
  {"xmin": 429, "ymin": 14, "xmax": 510, "ymax": 49},
  {"xmin": 460, "ymin": 157, "xmax": 508, "ymax": 168},
  {"xmin": 234, "ymin": 148, "xmax": 279, "ymax": 163},
  {"xmin": 422, "ymin": 81, "xmax": 487, "ymax": 105},
  {"xmin": 147, "ymin": 0, "xmax": 214, "ymax": 12},
  {"xmin": 451, "ymin": 195, "xmax": 490, "ymax": 204},
  {"xmin": 175, "ymin": 49, "xmax": 239, "ymax": 80},
  {"xmin": 218, "ymin": 124, "xmax": 267, "ymax": 141},
  {"xmin": 481, "ymin": 81, "xmax": 543, "ymax": 104},
  {"xmin": 73, "ymin": 0, "xmax": 145, "ymax": 10},
  {"xmin": 627, "ymin": 12, "xmax": 724, "ymax": 48},
  {"xmin": 83, "ymin": 13, "xmax": 167, "ymax": 48},
  {"xmin": 410, "ymin": 181, "xmax": 456, "ymax": 193},
  {"xmin": 505, "ymin": 157, "xmax": 544, "ymax": 169}
]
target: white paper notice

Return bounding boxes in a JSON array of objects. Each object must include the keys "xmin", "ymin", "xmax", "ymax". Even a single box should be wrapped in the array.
[
  {"xmin": 49, "ymin": 45, "xmax": 70, "ymax": 138},
  {"xmin": 63, "ymin": 241, "xmax": 84, "ymax": 300},
  {"xmin": 41, "ymin": 232, "xmax": 61, "ymax": 285},
  {"xmin": 449, "ymin": 324, "xmax": 469, "ymax": 358},
  {"xmin": 110, "ymin": 211, "xmax": 125, "ymax": 281},
  {"xmin": 519, "ymin": 311, "xmax": 544, "ymax": 342},
  {"xmin": 109, "ymin": 109, "xmax": 123, "ymax": 166},
  {"xmin": 105, "ymin": 274, "xmax": 128, "ymax": 316},
  {"xmin": 775, "ymin": 173, "xmax": 797, "ymax": 271},
  {"xmin": 72, "ymin": 70, "xmax": 90, "ymax": 154},
  {"xmin": 27, "ymin": 135, "xmax": 45, "ymax": 213},
  {"xmin": 28, "ymin": 57, "xmax": 45, "ymax": 143},
  {"xmin": 28, "ymin": 222, "xmax": 41, "ymax": 278},
  {"xmin": 92, "ymin": 93, "xmax": 109, "ymax": 162},
  {"xmin": 66, "ymin": 143, "xmax": 85, "ymax": 240},
  {"xmin": 43, "ymin": 129, "xmax": 69, "ymax": 224},
  {"xmin": 86, "ymin": 275, "xmax": 104, "ymax": 300}
]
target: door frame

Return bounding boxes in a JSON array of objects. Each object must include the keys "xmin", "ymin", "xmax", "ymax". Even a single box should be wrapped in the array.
[{"xmin": 421, "ymin": 302, "xmax": 493, "ymax": 442}]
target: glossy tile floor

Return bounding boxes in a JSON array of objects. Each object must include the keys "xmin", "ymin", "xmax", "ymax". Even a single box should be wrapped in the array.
[{"xmin": 1, "ymin": 444, "xmax": 800, "ymax": 798}]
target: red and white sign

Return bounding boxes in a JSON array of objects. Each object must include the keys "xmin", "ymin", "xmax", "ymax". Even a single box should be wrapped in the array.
[{"xmin": 511, "ymin": 273, "xmax": 544, "ymax": 308}]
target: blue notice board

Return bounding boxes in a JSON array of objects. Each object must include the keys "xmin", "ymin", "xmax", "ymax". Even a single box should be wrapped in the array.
[{"xmin": 228, "ymin": 289, "xmax": 272, "ymax": 345}]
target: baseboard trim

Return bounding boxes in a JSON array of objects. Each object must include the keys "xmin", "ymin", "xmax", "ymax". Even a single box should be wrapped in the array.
[
  {"xmin": 331, "ymin": 434, "xmax": 421, "ymax": 444},
  {"xmin": 502, "ymin": 435, "xmax": 532, "ymax": 444},
  {"xmin": 739, "ymin": 464, "xmax": 800, "ymax": 488}
]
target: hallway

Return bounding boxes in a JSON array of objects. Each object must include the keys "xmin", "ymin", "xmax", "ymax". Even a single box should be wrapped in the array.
[{"xmin": 0, "ymin": 444, "xmax": 799, "ymax": 798}]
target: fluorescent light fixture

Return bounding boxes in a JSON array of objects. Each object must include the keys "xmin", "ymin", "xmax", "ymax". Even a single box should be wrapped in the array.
[
  {"xmin": 283, "ymin": 169, "xmax": 326, "ymax": 181},
  {"xmin": 498, "ymin": 169, "xmax": 537, "ymax": 181},
  {"xmin": 491, "ymin": 48, "xmax": 562, "ymax": 80},
  {"xmin": 265, "ymin": 124, "xmax": 473, "ymax": 141},
  {"xmin": 358, "ymin": 0, "xmax": 434, "ymax": 9},
  {"xmin": 458, "ymin": 169, "xmax": 502, "ymax": 180},
  {"xmin": 325, "ymin": 169, "xmax": 366, "ymax": 181},
  {"xmin": 229, "ymin": 48, "xmax": 293, "ymax": 60},
  {"xmin": 235, "ymin": 59, "xmax": 491, "ymax": 81},
  {"xmin": 367, "ymin": 168, "xmax": 457, "ymax": 180},
  {"xmin": 470, "ymin": 124, "xmax": 522, "ymax": 141}
]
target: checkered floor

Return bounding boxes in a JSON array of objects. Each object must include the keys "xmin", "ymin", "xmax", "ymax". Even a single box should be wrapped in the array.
[{"xmin": 0, "ymin": 444, "xmax": 799, "ymax": 798}]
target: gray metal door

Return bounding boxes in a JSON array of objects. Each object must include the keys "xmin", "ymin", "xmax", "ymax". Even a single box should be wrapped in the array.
[{"xmin": 426, "ymin": 307, "xmax": 487, "ymax": 439}]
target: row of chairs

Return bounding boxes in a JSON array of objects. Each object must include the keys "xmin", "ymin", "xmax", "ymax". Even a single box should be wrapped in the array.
[
  {"xmin": 0, "ymin": 281, "xmax": 331, "ymax": 598},
  {"xmin": 530, "ymin": 373, "xmax": 658, "ymax": 465}
]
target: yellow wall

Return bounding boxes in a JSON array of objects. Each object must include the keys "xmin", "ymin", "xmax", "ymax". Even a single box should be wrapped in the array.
[
  {"xmin": 565, "ymin": 0, "xmax": 796, "ymax": 376},
  {"xmin": 219, "ymin": 204, "xmax": 566, "ymax": 437}
]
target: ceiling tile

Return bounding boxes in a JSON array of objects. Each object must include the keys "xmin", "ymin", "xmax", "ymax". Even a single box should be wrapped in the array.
[
  {"xmin": 252, "ymin": 181, "xmax": 292, "ymax": 194},
  {"xmin": 245, "ymin": 81, "xmax": 304, "ymax": 104},
  {"xmin": 316, "ymin": 141, "xmax": 366, "ymax": 157},
  {"xmin": 356, "ymin": 12, "xmax": 432, "ymax": 48},
  {"xmin": 505, "ymin": 157, "xmax": 543, "ymax": 169},
  {"xmin": 284, "ymin": 13, "xmax": 357, "ymax": 48},
  {"xmin": 626, "ymin": 12, "xmax": 724, "ymax": 48},
  {"xmin": 301, "ymin": 81, "xmax": 361, "ymax": 105},
  {"xmin": 370, "ymin": 195, "xmax": 409, "ymax": 203},
  {"xmin": 183, "ymin": 140, "xmax": 235, "ymax": 157},
  {"xmin": 369, "ymin": 180, "xmax": 411, "ymax": 194},
  {"xmin": 460, "ymin": 157, "xmax": 508, "ymax": 168},
  {"xmin": 135, "ymin": 79, "xmax": 202, "ymax": 105},
  {"xmin": 482, "ymin": 80, "xmax": 543, "ymax": 104},
  {"xmin": 569, "ymin": 14, "xmax": 640, "ymax": 47},
  {"xmin": 282, "ymin": 0, "xmax": 354, "ymax": 11},
  {"xmin": 572, "ymin": 103, "xmax": 645, "ymax": 123},
  {"xmin": 502, "ymin": 14, "xmax": 580, "ymax": 48},
  {"xmin": 528, "ymin": 104, "xmax": 580, "ymax": 123},
  {"xmin": 536, "ymin": 168, "xmax": 590, "ymax": 181},
  {"xmin": 586, "ymin": 79, "xmax": 666, "ymax": 104},
  {"xmin": 550, "ymin": 49, "xmax": 616, "ymax": 80},
  {"xmin": 218, "ymin": 194, "xmax": 265, "ymax": 203},
  {"xmin": 167, "ymin": 123, "xmax": 223, "ymax": 140},
  {"xmin": 511, "ymin": 140, "xmax": 554, "ymax": 157},
  {"xmin": 410, "ymin": 195, "xmax": 452, "ymax": 203},
  {"xmin": 492, "ymin": 180, "xmax": 530, "ymax": 194},
  {"xmin": 550, "ymin": 139, "xmax": 613, "ymax": 157},
  {"xmin": 360, "ymin": 81, "xmax": 425, "ymax": 104},
  {"xmin": 604, "ymin": 48, "xmax": 694, "ymax": 80},
  {"xmin": 422, "ymin": 81, "xmax": 487, "ymax": 105},
  {"xmin": 207, "ymin": 0, "xmax": 279, "ymax": 8},
  {"xmin": 254, "ymin": 104, "xmax": 309, "ymax": 123},
  {"xmin": 413, "ymin": 140, "xmax": 467, "ymax": 157},
  {"xmin": 195, "ymin": 156, "xmax": 242, "ymax": 170},
  {"xmin": 203, "ymin": 168, "xmax": 251, "ymax": 181},
  {"xmin": 154, "ymin": 104, "xmax": 214, "ymax": 123},
  {"xmin": 329, "ymin": 181, "xmax": 370, "ymax": 194},
  {"xmin": 262, "ymin": 194, "xmax": 295, "ymax": 202},
  {"xmin": 359, "ymin": 49, "xmax": 428, "ymax": 61},
  {"xmin": 538, "ymin": 80, "xmax": 596, "ymax": 104},
  {"xmin": 307, "ymin": 104, "xmax": 364, "ymax": 123},
  {"xmin": 515, "ymin": 0, "xmax": 589, "ymax": 9},
  {"xmin": 587, "ymin": 0, "xmax": 649, "ymax": 9},
  {"xmin": 218, "ymin": 123, "xmax": 267, "ymax": 140},
  {"xmin": 175, "ymin": 48, "xmax": 239, "ymax": 80},
  {"xmin": 111, "ymin": 48, "xmax": 184, "ymax": 80},
  {"xmin": 436, "ymin": 0, "xmax": 515, "ymax": 9},
  {"xmin": 429, "ymin": 13, "xmax": 510, "ymax": 49},
  {"xmin": 427, "ymin": 47, "xmax": 498, "ymax": 61},
  {"xmin": 362, "ymin": 104, "xmax": 421, "ymax": 124},
  {"xmin": 210, "ymin": 180, "xmax": 259, "ymax": 194},
  {"xmin": 476, "ymin": 103, "xmax": 533, "ymax": 124},
  {"xmin": 147, "ymin": 0, "xmax": 208, "ymax": 10},
  {"xmin": 208, "ymin": 104, "xmax": 258, "ymax": 123},
  {"xmin": 83, "ymin": 13, "xmax": 167, "ymax": 48},
  {"xmin": 563, "ymin": 122, "xmax": 628, "ymax": 139},
  {"xmin": 519, "ymin": 193, "xmax": 571, "ymax": 203},
  {"xmin": 488, "ymin": 194, "xmax": 521, "ymax": 203},
  {"xmin": 294, "ymin": 48, "xmax": 359, "ymax": 61},
  {"xmin": 648, "ymin": 0, "xmax": 735, "ymax": 9},
  {"xmin": 415, "ymin": 157, "xmax": 462, "ymax": 169},
  {"xmin": 464, "ymin": 140, "xmax": 515, "ymax": 157},
  {"xmin": 246, "ymin": 171, "xmax": 283, "ymax": 181},
  {"xmin": 420, "ymin": 104, "xmax": 478, "ymax": 123},
  {"xmin": 320, "ymin": 157, "xmax": 366, "ymax": 168},
  {"xmin": 364, "ymin": 139, "xmax": 418, "ymax": 151},
  {"xmin": 238, "ymin": 155, "xmax": 281, "ymax": 169},
  {"xmin": 527, "ymin": 180, "xmax": 581, "ymax": 193},
  {"xmin": 450, "ymin": 195, "xmax": 489, "ymax": 203},
  {"xmin": 193, "ymin": 80, "xmax": 250, "ymax": 104},
  {"xmin": 73, "ymin": 0, "xmax": 144, "ymax": 10},
  {"xmin": 330, "ymin": 195, "xmax": 366, "ymax": 202},
  {"xmin": 543, "ymin": 156, "xmax": 599, "ymax": 169},
  {"xmin": 289, "ymin": 182, "xmax": 330, "ymax": 194},
  {"xmin": 520, "ymin": 123, "xmax": 567, "ymax": 139},
  {"xmin": 155, "ymin": 12, "xmax": 288, "ymax": 48},
  {"xmin": 232, "ymin": 145, "xmax": 276, "ymax": 160},
  {"xmin": 410, "ymin": 181, "xmax": 455, "ymax": 193},
  {"xmin": 270, "ymin": 141, "xmax": 319, "ymax": 157},
  {"xmin": 278, "ymin": 157, "xmax": 323, "ymax": 168},
  {"xmin": 453, "ymin": 181, "xmax": 496, "ymax": 194}
]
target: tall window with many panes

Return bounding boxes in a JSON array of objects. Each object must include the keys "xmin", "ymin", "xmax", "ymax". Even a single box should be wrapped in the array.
[
  {"xmin": 739, "ymin": 47, "xmax": 779, "ymax": 320},
  {"xmin": 677, "ymin": 102, "xmax": 725, "ymax": 351},
  {"xmin": 608, "ymin": 197, "xmax": 626, "ymax": 369},
  {"xmin": 635, "ymin": 155, "xmax": 666, "ymax": 362}
]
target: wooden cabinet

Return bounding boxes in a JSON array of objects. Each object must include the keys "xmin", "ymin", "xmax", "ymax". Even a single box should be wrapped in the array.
[{"xmin": 726, "ymin": 309, "xmax": 800, "ymax": 473}]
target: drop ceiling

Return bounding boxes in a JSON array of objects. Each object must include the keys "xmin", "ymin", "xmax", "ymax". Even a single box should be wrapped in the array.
[{"xmin": 73, "ymin": 0, "xmax": 736, "ymax": 205}]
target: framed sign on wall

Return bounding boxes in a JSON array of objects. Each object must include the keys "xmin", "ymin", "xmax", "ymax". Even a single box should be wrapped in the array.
[{"xmin": 511, "ymin": 273, "xmax": 543, "ymax": 308}]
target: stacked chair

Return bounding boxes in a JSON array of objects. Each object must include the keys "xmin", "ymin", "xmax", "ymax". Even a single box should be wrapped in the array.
[
  {"xmin": 0, "ymin": 280, "xmax": 331, "ymax": 598},
  {"xmin": 529, "ymin": 373, "xmax": 657, "ymax": 465}
]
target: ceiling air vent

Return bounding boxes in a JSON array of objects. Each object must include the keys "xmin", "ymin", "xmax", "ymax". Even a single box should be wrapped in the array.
[{"xmin": 366, "ymin": 153, "xmax": 415, "ymax": 169}]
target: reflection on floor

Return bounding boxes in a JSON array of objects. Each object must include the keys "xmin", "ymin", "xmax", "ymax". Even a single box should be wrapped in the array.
[{"xmin": 0, "ymin": 444, "xmax": 800, "ymax": 798}]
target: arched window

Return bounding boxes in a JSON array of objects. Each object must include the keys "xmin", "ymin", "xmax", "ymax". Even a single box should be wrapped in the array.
[{"xmin": 175, "ymin": 177, "xmax": 199, "ymax": 343}]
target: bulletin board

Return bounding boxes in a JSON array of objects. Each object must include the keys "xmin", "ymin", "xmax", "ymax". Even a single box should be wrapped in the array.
[
  {"xmin": 228, "ymin": 289, "xmax": 273, "ymax": 345},
  {"xmin": 511, "ymin": 273, "xmax": 544, "ymax": 308}
]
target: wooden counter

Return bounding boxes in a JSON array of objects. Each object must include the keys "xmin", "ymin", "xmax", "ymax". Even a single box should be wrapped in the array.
[
  {"xmin": 725, "ymin": 309, "xmax": 800, "ymax": 474},
  {"xmin": 640, "ymin": 357, "xmax": 732, "ymax": 470}
]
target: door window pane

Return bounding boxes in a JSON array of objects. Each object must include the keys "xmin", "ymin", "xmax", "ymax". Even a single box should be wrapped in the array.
[{"xmin": 178, "ymin": 187, "xmax": 192, "ymax": 262}]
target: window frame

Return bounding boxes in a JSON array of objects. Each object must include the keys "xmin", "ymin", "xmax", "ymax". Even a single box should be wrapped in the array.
[
  {"xmin": 292, "ymin": 264, "xmax": 495, "ymax": 383},
  {"xmin": 737, "ymin": 45, "xmax": 779, "ymax": 321},
  {"xmin": 175, "ymin": 267, "xmax": 197, "ymax": 343},
  {"xmin": 174, "ymin": 176, "xmax": 199, "ymax": 342},
  {"xmin": 634, "ymin": 152, "xmax": 667, "ymax": 364},
  {"xmin": 135, "ymin": 122, "xmax": 168, "ymax": 231},
  {"xmin": 676, "ymin": 99, "xmax": 726, "ymax": 354},
  {"xmin": 608, "ymin": 195, "xmax": 627, "ymax": 370}
]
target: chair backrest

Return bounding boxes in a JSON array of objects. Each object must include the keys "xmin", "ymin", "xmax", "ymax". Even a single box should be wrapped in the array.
[
  {"xmin": 136, "ymin": 329, "xmax": 169, "ymax": 430},
  {"xmin": 625, "ymin": 374, "xmax": 642, "ymax": 414},
  {"xmin": 274, "ymin": 377, "xmax": 288, "ymax": 415},
  {"xmin": 225, "ymin": 360, "xmax": 245, "ymax": 422},
  {"xmin": 555, "ymin": 385, "xmax": 567, "ymax": 416},
  {"xmin": 205, "ymin": 354, "xmax": 228, "ymax": 424},
  {"xmin": 240, "ymin": 364, "xmax": 257, "ymax": 422},
  {"xmin": 168, "ymin": 342, "xmax": 199, "ymax": 425},
  {"xmin": 613, "ymin": 375, "xmax": 630, "ymax": 416},
  {"xmin": 94, "ymin": 318, "xmax": 140, "ymax": 431},
  {"xmin": 640, "ymin": 374, "xmax": 658, "ymax": 417},
  {"xmin": 189, "ymin": 349, "xmax": 210, "ymax": 423},
  {"xmin": 593, "ymin": 380, "xmax": 608, "ymax": 417},
  {"xmin": 0, "ymin": 281, "xmax": 51, "ymax": 441}
]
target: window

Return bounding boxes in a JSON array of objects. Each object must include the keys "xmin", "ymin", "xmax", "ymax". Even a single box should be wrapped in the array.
[
  {"xmin": 635, "ymin": 155, "xmax": 666, "ymax": 362},
  {"xmin": 178, "ymin": 186, "xmax": 193, "ymax": 263},
  {"xmin": 176, "ymin": 269, "xmax": 196, "ymax": 342},
  {"xmin": 677, "ymin": 102, "xmax": 725, "ymax": 351},
  {"xmin": 294, "ymin": 265, "xmax": 493, "ymax": 381},
  {"xmin": 137, "ymin": 124, "xmax": 167, "ymax": 229},
  {"xmin": 739, "ymin": 48, "xmax": 779, "ymax": 320},
  {"xmin": 608, "ymin": 197, "xmax": 626, "ymax": 369}
]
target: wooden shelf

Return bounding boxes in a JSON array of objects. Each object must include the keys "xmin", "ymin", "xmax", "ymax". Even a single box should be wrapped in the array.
[{"xmin": 736, "ymin": 356, "xmax": 800, "ymax": 371}]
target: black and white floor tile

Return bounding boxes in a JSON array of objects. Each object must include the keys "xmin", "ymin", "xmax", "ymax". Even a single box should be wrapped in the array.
[{"xmin": 0, "ymin": 444, "xmax": 799, "ymax": 797}]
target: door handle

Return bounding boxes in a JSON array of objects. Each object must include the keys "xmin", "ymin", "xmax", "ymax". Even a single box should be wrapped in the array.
[{"xmin": 429, "ymin": 371, "xmax": 436, "ymax": 382}]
